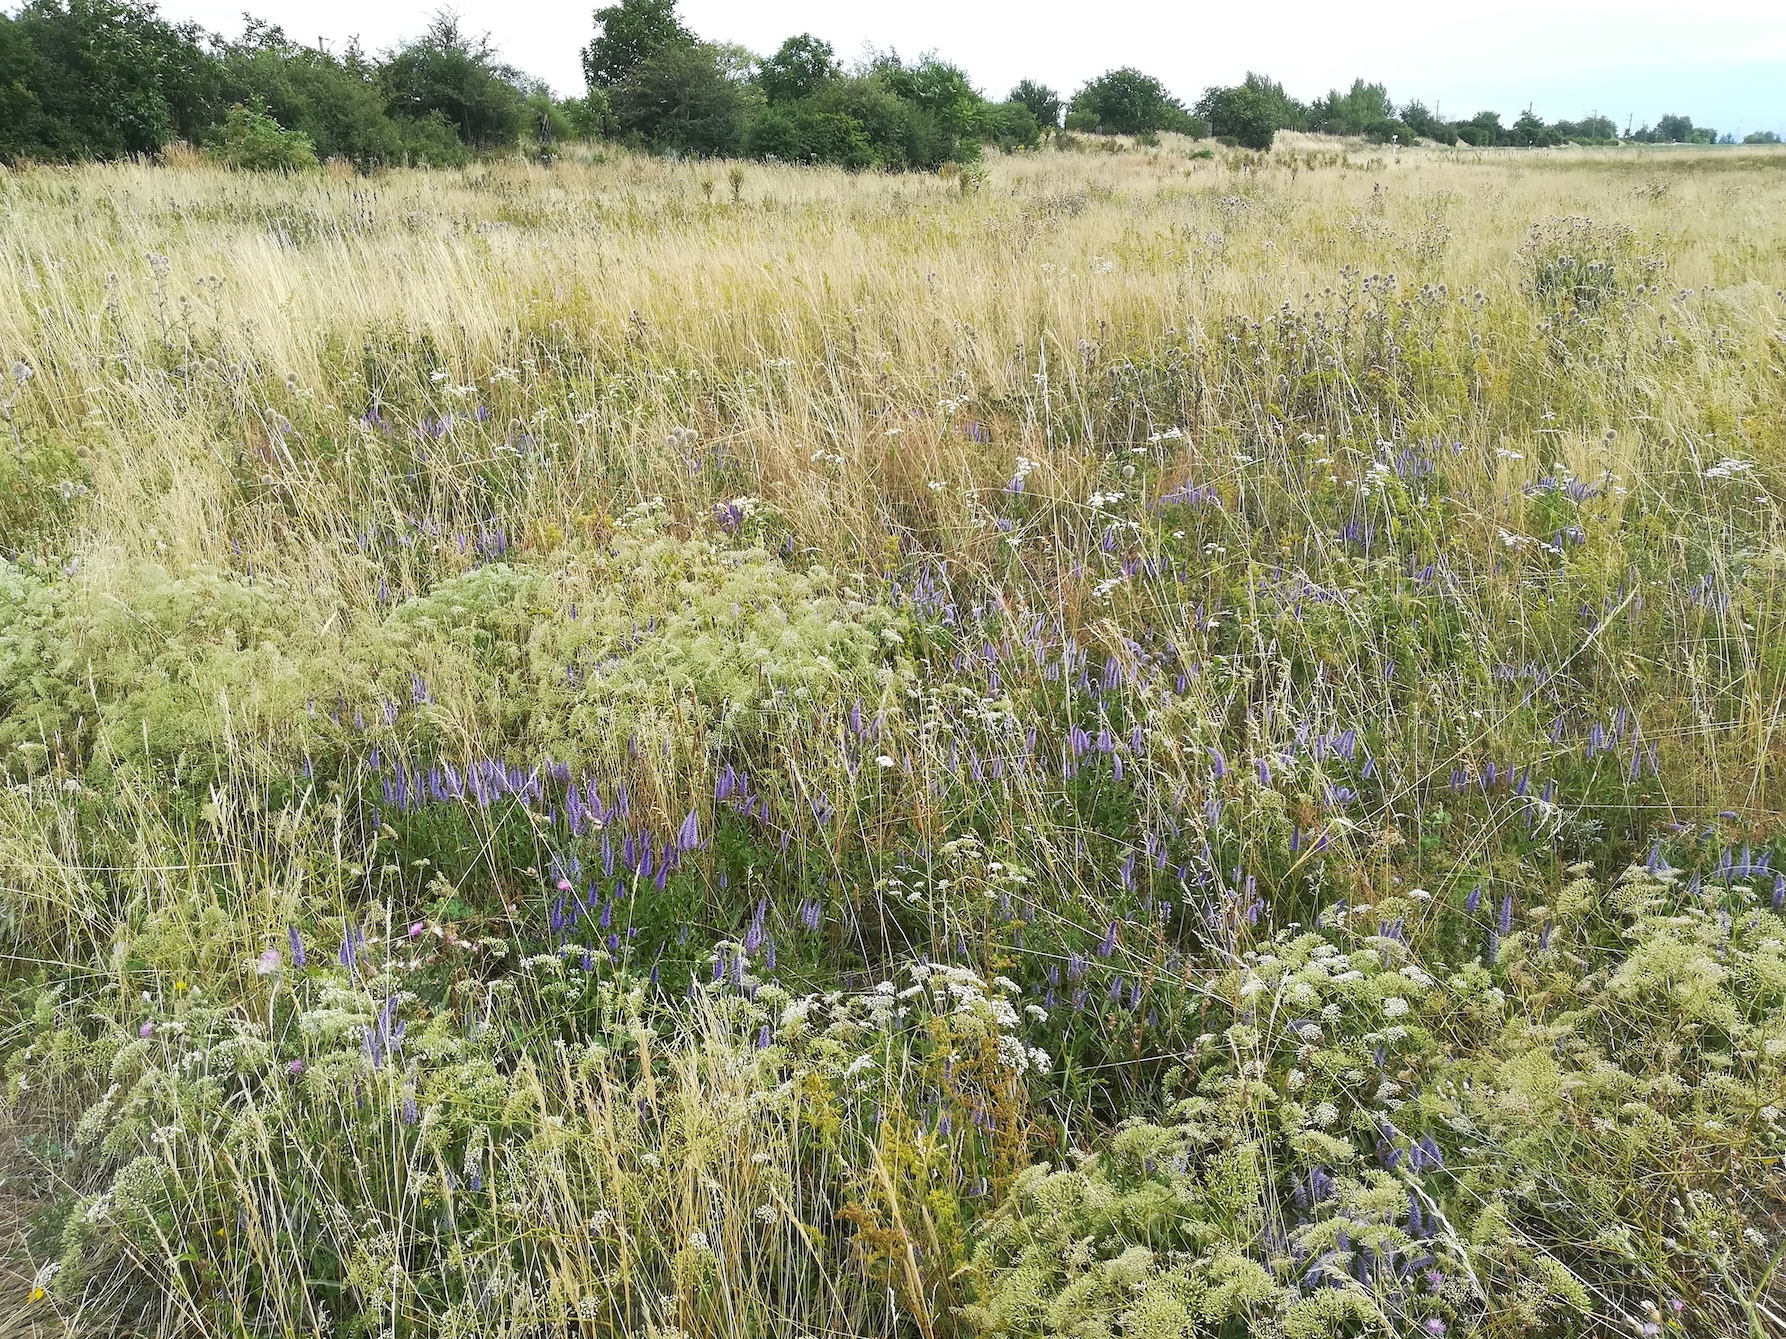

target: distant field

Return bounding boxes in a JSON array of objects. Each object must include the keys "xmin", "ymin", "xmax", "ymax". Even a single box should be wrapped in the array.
[{"xmin": 2, "ymin": 139, "xmax": 1784, "ymax": 1338}]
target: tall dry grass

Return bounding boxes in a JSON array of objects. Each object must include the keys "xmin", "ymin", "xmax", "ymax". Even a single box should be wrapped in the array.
[{"xmin": 2, "ymin": 138, "xmax": 1784, "ymax": 1338}]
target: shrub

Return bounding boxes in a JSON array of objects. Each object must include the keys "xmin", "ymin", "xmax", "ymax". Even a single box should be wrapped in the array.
[
  {"xmin": 213, "ymin": 21, "xmax": 407, "ymax": 167},
  {"xmin": 391, "ymin": 109, "xmax": 470, "ymax": 165},
  {"xmin": 611, "ymin": 41, "xmax": 747, "ymax": 157},
  {"xmin": 745, "ymin": 102, "xmax": 872, "ymax": 168},
  {"xmin": 1363, "ymin": 117, "xmax": 1417, "ymax": 146},
  {"xmin": 560, "ymin": 88, "xmax": 616, "ymax": 138},
  {"xmin": 813, "ymin": 73, "xmax": 956, "ymax": 170},
  {"xmin": 205, "ymin": 100, "xmax": 319, "ymax": 170},
  {"xmin": 378, "ymin": 12, "xmax": 527, "ymax": 148},
  {"xmin": 1068, "ymin": 68, "xmax": 1196, "ymax": 136},
  {"xmin": 1400, "ymin": 100, "xmax": 1458, "ymax": 144},
  {"xmin": 984, "ymin": 100, "xmax": 1041, "ymax": 152},
  {"xmin": 1008, "ymin": 79, "xmax": 1061, "ymax": 133},
  {"xmin": 1196, "ymin": 84, "xmax": 1276, "ymax": 150}
]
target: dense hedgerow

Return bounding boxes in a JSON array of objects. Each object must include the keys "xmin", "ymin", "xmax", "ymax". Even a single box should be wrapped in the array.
[{"xmin": 1, "ymin": 145, "xmax": 1784, "ymax": 1337}]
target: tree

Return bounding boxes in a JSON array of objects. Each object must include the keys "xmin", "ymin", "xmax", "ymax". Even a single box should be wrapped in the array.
[
  {"xmin": 611, "ymin": 42, "xmax": 745, "ymax": 156},
  {"xmin": 1308, "ymin": 78, "xmax": 1392, "ymax": 136},
  {"xmin": 560, "ymin": 88, "xmax": 615, "ymax": 138},
  {"xmin": 1654, "ymin": 113, "xmax": 1694, "ymax": 142},
  {"xmin": 1455, "ymin": 111, "xmax": 1505, "ymax": 147},
  {"xmin": 812, "ymin": 73, "xmax": 953, "ymax": 170},
  {"xmin": 1240, "ymin": 72, "xmax": 1304, "ymax": 132},
  {"xmin": 0, "ymin": 0, "xmax": 217, "ymax": 163},
  {"xmin": 581, "ymin": 0, "xmax": 689, "ymax": 90},
  {"xmin": 215, "ymin": 23, "xmax": 405, "ymax": 165},
  {"xmin": 1745, "ymin": 130, "xmax": 1781, "ymax": 144},
  {"xmin": 1508, "ymin": 109, "xmax": 1561, "ymax": 147},
  {"xmin": 1067, "ymin": 68, "xmax": 1195, "ymax": 136},
  {"xmin": 1399, "ymin": 100, "xmax": 1456, "ymax": 144},
  {"xmin": 1196, "ymin": 84, "xmax": 1276, "ymax": 150},
  {"xmin": 1553, "ymin": 113, "xmax": 1617, "ymax": 143},
  {"xmin": 381, "ymin": 13, "xmax": 526, "ymax": 147},
  {"xmin": 870, "ymin": 52, "xmax": 983, "ymax": 141},
  {"xmin": 757, "ymin": 34, "xmax": 836, "ymax": 104},
  {"xmin": 1009, "ymin": 79, "xmax": 1061, "ymax": 132},
  {"xmin": 1627, "ymin": 114, "xmax": 1715, "ymax": 145}
]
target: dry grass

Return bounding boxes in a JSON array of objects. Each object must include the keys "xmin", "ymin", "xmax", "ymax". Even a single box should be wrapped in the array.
[{"xmin": 2, "ymin": 138, "xmax": 1784, "ymax": 1338}]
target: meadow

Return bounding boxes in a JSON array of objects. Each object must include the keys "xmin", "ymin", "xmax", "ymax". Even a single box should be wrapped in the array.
[{"xmin": 1, "ymin": 135, "xmax": 1784, "ymax": 1338}]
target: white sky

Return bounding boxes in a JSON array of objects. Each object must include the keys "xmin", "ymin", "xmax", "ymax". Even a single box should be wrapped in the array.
[{"xmin": 166, "ymin": 0, "xmax": 1786, "ymax": 137}]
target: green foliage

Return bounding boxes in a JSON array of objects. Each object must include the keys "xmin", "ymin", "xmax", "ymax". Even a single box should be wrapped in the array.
[
  {"xmin": 756, "ymin": 33, "xmax": 837, "ymax": 105},
  {"xmin": 1628, "ymin": 113, "xmax": 1717, "ymax": 144},
  {"xmin": 581, "ymin": 0, "xmax": 692, "ymax": 90},
  {"xmin": 814, "ymin": 73, "xmax": 957, "ymax": 170},
  {"xmin": 1196, "ymin": 84, "xmax": 1278, "ymax": 150},
  {"xmin": 1507, "ymin": 110, "xmax": 1563, "ymax": 147},
  {"xmin": 1745, "ymin": 130, "xmax": 1781, "ymax": 145},
  {"xmin": 1009, "ymin": 79, "xmax": 1062, "ymax": 132},
  {"xmin": 1455, "ymin": 111, "xmax": 1506, "ymax": 147},
  {"xmin": 1552, "ymin": 113, "xmax": 1618, "ymax": 144},
  {"xmin": 1068, "ymin": 67, "xmax": 1198, "ymax": 137},
  {"xmin": 1400, "ymin": 100, "xmax": 1457, "ymax": 144},
  {"xmin": 213, "ymin": 22, "xmax": 402, "ymax": 166},
  {"xmin": 204, "ymin": 100, "xmax": 319, "ymax": 171},
  {"xmin": 1307, "ymin": 78, "xmax": 1394, "ymax": 136},
  {"xmin": 0, "ymin": 559, "xmax": 309, "ymax": 782},
  {"xmin": 559, "ymin": 87, "xmax": 616, "ymax": 138},
  {"xmin": 0, "ymin": 0, "xmax": 215, "ymax": 163},
  {"xmin": 868, "ymin": 51, "xmax": 990, "ymax": 160},
  {"xmin": 745, "ymin": 101, "xmax": 872, "ymax": 168},
  {"xmin": 1363, "ymin": 117, "xmax": 1417, "ymax": 146},
  {"xmin": 984, "ymin": 101, "xmax": 1041, "ymax": 152},
  {"xmin": 611, "ymin": 41, "xmax": 748, "ymax": 157},
  {"xmin": 1238, "ymin": 71, "xmax": 1305, "ymax": 132},
  {"xmin": 379, "ymin": 13, "xmax": 526, "ymax": 148}
]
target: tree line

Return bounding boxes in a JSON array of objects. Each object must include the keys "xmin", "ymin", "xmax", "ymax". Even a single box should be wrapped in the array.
[{"xmin": 0, "ymin": 0, "xmax": 1773, "ymax": 170}]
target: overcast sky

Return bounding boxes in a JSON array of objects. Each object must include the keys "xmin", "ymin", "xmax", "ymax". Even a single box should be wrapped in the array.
[{"xmin": 166, "ymin": 0, "xmax": 1786, "ymax": 137}]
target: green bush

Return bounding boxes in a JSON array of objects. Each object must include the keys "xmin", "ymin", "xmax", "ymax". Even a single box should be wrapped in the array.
[
  {"xmin": 611, "ymin": 41, "xmax": 747, "ymax": 157},
  {"xmin": 1009, "ymin": 79, "xmax": 1062, "ymax": 133},
  {"xmin": 1196, "ymin": 84, "xmax": 1277, "ymax": 150},
  {"xmin": 1068, "ymin": 67, "xmax": 1196, "ymax": 136},
  {"xmin": 984, "ymin": 100, "xmax": 1041, "ymax": 152},
  {"xmin": 745, "ymin": 102, "xmax": 873, "ymax": 168},
  {"xmin": 379, "ymin": 13, "xmax": 527, "ymax": 149},
  {"xmin": 392, "ymin": 109, "xmax": 470, "ymax": 166},
  {"xmin": 1364, "ymin": 117, "xmax": 1417, "ymax": 145},
  {"xmin": 205, "ymin": 100, "xmax": 318, "ymax": 171}
]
